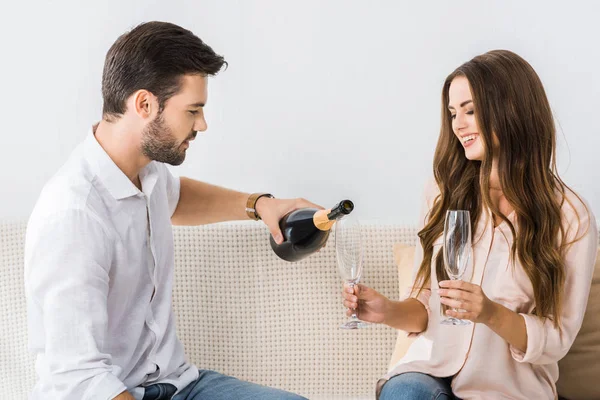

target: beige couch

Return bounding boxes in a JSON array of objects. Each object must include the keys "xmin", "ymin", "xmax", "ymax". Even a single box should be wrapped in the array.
[{"xmin": 1, "ymin": 220, "xmax": 598, "ymax": 399}]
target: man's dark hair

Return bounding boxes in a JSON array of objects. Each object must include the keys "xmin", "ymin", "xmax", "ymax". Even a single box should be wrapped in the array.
[{"xmin": 102, "ymin": 21, "xmax": 226, "ymax": 120}]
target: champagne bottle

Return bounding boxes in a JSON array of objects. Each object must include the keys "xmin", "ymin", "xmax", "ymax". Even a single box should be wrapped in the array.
[{"xmin": 270, "ymin": 199, "xmax": 354, "ymax": 262}]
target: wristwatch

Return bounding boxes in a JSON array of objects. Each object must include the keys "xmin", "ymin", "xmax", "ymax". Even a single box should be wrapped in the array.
[{"xmin": 245, "ymin": 193, "xmax": 274, "ymax": 220}]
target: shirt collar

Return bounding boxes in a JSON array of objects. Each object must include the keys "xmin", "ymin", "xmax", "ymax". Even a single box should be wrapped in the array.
[{"xmin": 83, "ymin": 126, "xmax": 158, "ymax": 200}]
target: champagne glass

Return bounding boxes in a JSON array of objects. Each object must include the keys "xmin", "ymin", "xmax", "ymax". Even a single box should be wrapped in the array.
[
  {"xmin": 441, "ymin": 210, "xmax": 473, "ymax": 326},
  {"xmin": 335, "ymin": 214, "xmax": 369, "ymax": 329}
]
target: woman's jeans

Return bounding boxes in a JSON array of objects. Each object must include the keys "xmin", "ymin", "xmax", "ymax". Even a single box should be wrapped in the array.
[{"xmin": 379, "ymin": 372, "xmax": 458, "ymax": 400}]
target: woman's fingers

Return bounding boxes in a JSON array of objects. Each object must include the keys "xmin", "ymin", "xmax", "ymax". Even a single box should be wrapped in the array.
[
  {"xmin": 440, "ymin": 297, "xmax": 470, "ymax": 310},
  {"xmin": 343, "ymin": 299, "xmax": 357, "ymax": 309},
  {"xmin": 438, "ymin": 288, "xmax": 473, "ymax": 301}
]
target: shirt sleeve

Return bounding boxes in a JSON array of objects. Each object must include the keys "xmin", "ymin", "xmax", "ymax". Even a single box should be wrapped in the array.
[
  {"xmin": 509, "ymin": 199, "xmax": 598, "ymax": 365},
  {"xmin": 25, "ymin": 210, "xmax": 127, "ymax": 400},
  {"xmin": 403, "ymin": 178, "xmax": 439, "ymax": 336}
]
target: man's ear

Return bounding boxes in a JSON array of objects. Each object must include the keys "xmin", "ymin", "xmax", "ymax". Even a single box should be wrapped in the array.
[{"xmin": 131, "ymin": 89, "xmax": 158, "ymax": 119}]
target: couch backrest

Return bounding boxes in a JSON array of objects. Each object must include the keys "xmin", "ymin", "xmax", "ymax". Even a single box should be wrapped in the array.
[
  {"xmin": 0, "ymin": 221, "xmax": 418, "ymax": 399},
  {"xmin": 0, "ymin": 221, "xmax": 34, "ymax": 398}
]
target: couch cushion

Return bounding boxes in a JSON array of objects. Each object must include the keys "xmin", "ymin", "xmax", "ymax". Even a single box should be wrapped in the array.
[
  {"xmin": 0, "ymin": 221, "xmax": 36, "ymax": 398},
  {"xmin": 390, "ymin": 244, "xmax": 600, "ymax": 399},
  {"xmin": 388, "ymin": 244, "xmax": 416, "ymax": 369},
  {"xmin": 556, "ymin": 248, "xmax": 600, "ymax": 400},
  {"xmin": 170, "ymin": 223, "xmax": 407, "ymax": 400}
]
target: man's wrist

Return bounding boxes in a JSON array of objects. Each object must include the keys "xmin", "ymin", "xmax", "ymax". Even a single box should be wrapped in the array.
[
  {"xmin": 254, "ymin": 195, "xmax": 273, "ymax": 220},
  {"xmin": 245, "ymin": 193, "xmax": 274, "ymax": 220},
  {"xmin": 113, "ymin": 391, "xmax": 135, "ymax": 400}
]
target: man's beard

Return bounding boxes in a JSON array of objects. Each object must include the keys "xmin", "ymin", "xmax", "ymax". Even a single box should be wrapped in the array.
[{"xmin": 141, "ymin": 113, "xmax": 195, "ymax": 166}]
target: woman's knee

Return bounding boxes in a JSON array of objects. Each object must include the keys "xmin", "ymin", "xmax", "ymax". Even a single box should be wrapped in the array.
[{"xmin": 380, "ymin": 372, "xmax": 454, "ymax": 400}]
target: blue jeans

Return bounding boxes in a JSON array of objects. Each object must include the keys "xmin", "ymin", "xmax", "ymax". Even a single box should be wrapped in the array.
[
  {"xmin": 380, "ymin": 372, "xmax": 458, "ymax": 400},
  {"xmin": 142, "ymin": 369, "xmax": 307, "ymax": 400}
]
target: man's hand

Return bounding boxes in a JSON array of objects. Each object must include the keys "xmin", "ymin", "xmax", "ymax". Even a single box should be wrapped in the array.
[
  {"xmin": 255, "ymin": 197, "xmax": 323, "ymax": 244},
  {"xmin": 113, "ymin": 390, "xmax": 135, "ymax": 400}
]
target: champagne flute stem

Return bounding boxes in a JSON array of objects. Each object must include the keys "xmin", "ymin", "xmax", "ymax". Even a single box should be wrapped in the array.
[
  {"xmin": 348, "ymin": 281, "xmax": 358, "ymax": 319},
  {"xmin": 450, "ymin": 277, "xmax": 460, "ymax": 319}
]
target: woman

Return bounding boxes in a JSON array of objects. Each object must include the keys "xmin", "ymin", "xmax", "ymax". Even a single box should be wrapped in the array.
[{"xmin": 343, "ymin": 50, "xmax": 597, "ymax": 399}]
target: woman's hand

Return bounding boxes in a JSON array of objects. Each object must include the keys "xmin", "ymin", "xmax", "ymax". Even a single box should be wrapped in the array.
[
  {"xmin": 438, "ymin": 280, "xmax": 499, "ymax": 324},
  {"xmin": 342, "ymin": 283, "xmax": 391, "ymax": 324}
]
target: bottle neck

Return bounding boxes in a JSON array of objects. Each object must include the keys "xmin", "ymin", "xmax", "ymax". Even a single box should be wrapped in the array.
[
  {"xmin": 313, "ymin": 200, "xmax": 354, "ymax": 231},
  {"xmin": 326, "ymin": 208, "xmax": 346, "ymax": 220}
]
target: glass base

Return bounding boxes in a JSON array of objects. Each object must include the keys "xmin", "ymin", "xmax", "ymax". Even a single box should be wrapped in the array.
[
  {"xmin": 340, "ymin": 319, "xmax": 370, "ymax": 329},
  {"xmin": 441, "ymin": 317, "xmax": 471, "ymax": 326}
]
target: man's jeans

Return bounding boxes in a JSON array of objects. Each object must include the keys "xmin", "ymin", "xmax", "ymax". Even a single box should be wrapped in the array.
[
  {"xmin": 141, "ymin": 369, "xmax": 307, "ymax": 400},
  {"xmin": 379, "ymin": 372, "xmax": 458, "ymax": 400}
]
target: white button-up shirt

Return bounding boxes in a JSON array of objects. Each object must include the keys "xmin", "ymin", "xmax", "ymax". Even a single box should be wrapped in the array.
[{"xmin": 24, "ymin": 129, "xmax": 199, "ymax": 399}]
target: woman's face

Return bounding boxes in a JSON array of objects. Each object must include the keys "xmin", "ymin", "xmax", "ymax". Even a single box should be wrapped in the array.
[{"xmin": 448, "ymin": 76, "xmax": 485, "ymax": 161}]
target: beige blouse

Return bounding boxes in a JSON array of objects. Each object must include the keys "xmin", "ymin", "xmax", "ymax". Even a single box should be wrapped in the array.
[{"xmin": 377, "ymin": 180, "xmax": 598, "ymax": 399}]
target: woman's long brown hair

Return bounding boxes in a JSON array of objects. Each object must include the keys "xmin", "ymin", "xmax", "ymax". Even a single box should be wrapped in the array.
[{"xmin": 414, "ymin": 50, "xmax": 587, "ymax": 328}]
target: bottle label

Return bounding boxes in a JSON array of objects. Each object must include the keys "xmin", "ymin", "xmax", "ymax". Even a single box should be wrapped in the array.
[{"xmin": 313, "ymin": 209, "xmax": 335, "ymax": 231}]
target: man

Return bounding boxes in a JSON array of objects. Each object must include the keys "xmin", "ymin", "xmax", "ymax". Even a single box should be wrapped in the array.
[{"xmin": 24, "ymin": 21, "xmax": 314, "ymax": 400}]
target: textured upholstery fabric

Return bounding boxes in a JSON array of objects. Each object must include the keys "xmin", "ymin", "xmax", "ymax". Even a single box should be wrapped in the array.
[
  {"xmin": 0, "ymin": 221, "xmax": 34, "ymax": 398},
  {"xmin": 0, "ymin": 221, "xmax": 416, "ymax": 399},
  {"xmin": 3, "ymin": 220, "xmax": 599, "ymax": 399}
]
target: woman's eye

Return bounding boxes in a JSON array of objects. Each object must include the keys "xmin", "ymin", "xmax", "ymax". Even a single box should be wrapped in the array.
[
  {"xmin": 466, "ymin": 110, "xmax": 474, "ymax": 115},
  {"xmin": 189, "ymin": 110, "xmax": 198, "ymax": 115},
  {"xmin": 450, "ymin": 114, "xmax": 456, "ymax": 120}
]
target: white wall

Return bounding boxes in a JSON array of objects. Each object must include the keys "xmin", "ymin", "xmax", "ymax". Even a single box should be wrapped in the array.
[{"xmin": 2, "ymin": 0, "xmax": 600, "ymax": 224}]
